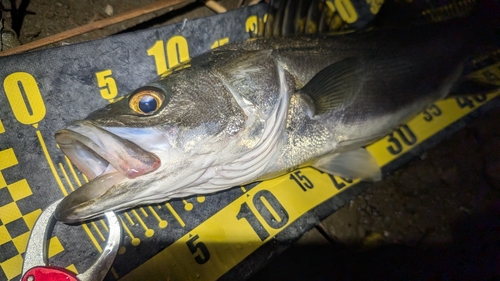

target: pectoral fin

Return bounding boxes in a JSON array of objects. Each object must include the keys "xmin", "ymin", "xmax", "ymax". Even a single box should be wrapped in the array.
[
  {"xmin": 312, "ymin": 148, "xmax": 382, "ymax": 181},
  {"xmin": 300, "ymin": 57, "xmax": 363, "ymax": 115}
]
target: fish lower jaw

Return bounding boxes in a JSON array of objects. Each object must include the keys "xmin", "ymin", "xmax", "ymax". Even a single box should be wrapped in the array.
[
  {"xmin": 54, "ymin": 169, "xmax": 127, "ymax": 222},
  {"xmin": 83, "ymin": 164, "xmax": 129, "ymax": 194}
]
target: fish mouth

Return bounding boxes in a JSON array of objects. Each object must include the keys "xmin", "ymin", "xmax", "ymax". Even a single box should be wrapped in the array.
[{"xmin": 54, "ymin": 120, "xmax": 161, "ymax": 223}]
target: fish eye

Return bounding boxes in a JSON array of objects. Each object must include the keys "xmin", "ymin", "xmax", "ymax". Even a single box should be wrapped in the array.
[{"xmin": 129, "ymin": 87, "xmax": 165, "ymax": 115}]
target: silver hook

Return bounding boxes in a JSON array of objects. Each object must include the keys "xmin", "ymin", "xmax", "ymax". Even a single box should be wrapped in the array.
[{"xmin": 21, "ymin": 198, "xmax": 121, "ymax": 281}]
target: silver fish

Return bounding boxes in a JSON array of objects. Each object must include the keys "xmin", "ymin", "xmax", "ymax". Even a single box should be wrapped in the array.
[{"xmin": 54, "ymin": 5, "xmax": 498, "ymax": 222}]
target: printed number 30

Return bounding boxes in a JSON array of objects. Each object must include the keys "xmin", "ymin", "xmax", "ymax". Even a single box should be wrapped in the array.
[
  {"xmin": 386, "ymin": 125, "xmax": 417, "ymax": 155},
  {"xmin": 186, "ymin": 234, "xmax": 210, "ymax": 264}
]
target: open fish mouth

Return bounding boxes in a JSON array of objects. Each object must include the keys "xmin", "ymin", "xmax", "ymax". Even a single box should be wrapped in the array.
[{"xmin": 54, "ymin": 120, "xmax": 161, "ymax": 222}]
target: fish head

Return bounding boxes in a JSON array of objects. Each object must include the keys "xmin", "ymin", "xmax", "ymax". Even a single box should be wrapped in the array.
[{"xmin": 54, "ymin": 67, "xmax": 247, "ymax": 223}]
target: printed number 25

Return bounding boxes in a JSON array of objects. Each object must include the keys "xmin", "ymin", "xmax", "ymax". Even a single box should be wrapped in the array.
[{"xmin": 186, "ymin": 234, "xmax": 210, "ymax": 264}]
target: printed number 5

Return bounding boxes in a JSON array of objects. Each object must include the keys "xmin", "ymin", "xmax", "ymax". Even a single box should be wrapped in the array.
[
  {"xmin": 96, "ymin": 70, "xmax": 118, "ymax": 101},
  {"xmin": 186, "ymin": 234, "xmax": 210, "ymax": 264}
]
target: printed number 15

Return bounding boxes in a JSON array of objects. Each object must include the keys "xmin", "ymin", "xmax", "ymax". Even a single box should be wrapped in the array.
[{"xmin": 289, "ymin": 170, "xmax": 314, "ymax": 191}]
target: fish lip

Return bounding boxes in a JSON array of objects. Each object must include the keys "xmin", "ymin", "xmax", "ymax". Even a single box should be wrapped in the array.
[
  {"xmin": 55, "ymin": 120, "xmax": 161, "ymax": 179},
  {"xmin": 54, "ymin": 120, "xmax": 161, "ymax": 222},
  {"xmin": 54, "ymin": 170, "xmax": 131, "ymax": 223}
]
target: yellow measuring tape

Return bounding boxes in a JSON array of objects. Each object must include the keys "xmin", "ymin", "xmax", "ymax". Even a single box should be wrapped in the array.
[{"xmin": 121, "ymin": 93, "xmax": 499, "ymax": 280}]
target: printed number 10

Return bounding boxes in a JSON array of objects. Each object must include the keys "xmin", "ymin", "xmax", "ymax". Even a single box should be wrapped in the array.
[
  {"xmin": 3, "ymin": 72, "xmax": 46, "ymax": 125},
  {"xmin": 147, "ymin": 36, "xmax": 190, "ymax": 76},
  {"xmin": 236, "ymin": 190, "xmax": 289, "ymax": 241}
]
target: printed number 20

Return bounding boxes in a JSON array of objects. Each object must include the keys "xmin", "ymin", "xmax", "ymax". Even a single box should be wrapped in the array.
[{"xmin": 331, "ymin": 0, "xmax": 358, "ymax": 24}]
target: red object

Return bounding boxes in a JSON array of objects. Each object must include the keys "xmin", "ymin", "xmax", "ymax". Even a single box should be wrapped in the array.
[{"xmin": 22, "ymin": 266, "xmax": 79, "ymax": 281}]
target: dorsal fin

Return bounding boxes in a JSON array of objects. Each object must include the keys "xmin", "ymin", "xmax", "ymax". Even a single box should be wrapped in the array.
[
  {"xmin": 256, "ymin": 0, "xmax": 369, "ymax": 37},
  {"xmin": 299, "ymin": 57, "xmax": 363, "ymax": 115},
  {"xmin": 373, "ymin": 0, "xmax": 480, "ymax": 28}
]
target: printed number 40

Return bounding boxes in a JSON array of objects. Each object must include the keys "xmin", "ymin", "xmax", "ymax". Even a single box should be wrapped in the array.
[{"xmin": 456, "ymin": 94, "xmax": 487, "ymax": 109}]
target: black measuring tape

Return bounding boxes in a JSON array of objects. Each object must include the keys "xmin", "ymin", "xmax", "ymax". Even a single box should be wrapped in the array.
[{"xmin": 0, "ymin": 1, "xmax": 498, "ymax": 281}]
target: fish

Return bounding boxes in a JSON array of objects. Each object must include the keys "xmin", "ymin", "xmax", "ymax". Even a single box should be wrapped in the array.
[{"xmin": 53, "ymin": 1, "xmax": 499, "ymax": 223}]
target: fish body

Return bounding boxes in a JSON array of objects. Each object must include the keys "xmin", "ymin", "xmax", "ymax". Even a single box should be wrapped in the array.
[{"xmin": 54, "ymin": 7, "xmax": 498, "ymax": 222}]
